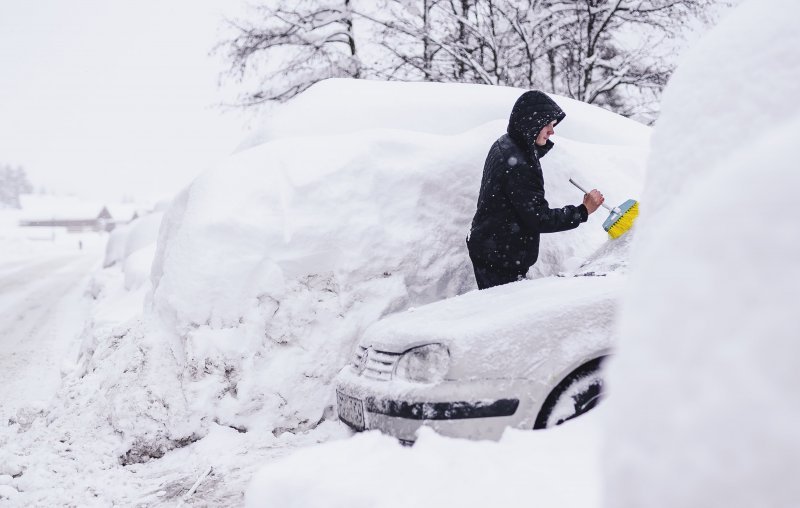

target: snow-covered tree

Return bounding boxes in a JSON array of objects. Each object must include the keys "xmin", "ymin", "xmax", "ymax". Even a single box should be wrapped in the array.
[
  {"xmin": 363, "ymin": 0, "xmax": 533, "ymax": 85},
  {"xmin": 219, "ymin": 0, "xmax": 723, "ymax": 121},
  {"xmin": 539, "ymin": 0, "xmax": 718, "ymax": 120},
  {"xmin": 0, "ymin": 164, "xmax": 33, "ymax": 209},
  {"xmin": 216, "ymin": 0, "xmax": 362, "ymax": 105}
]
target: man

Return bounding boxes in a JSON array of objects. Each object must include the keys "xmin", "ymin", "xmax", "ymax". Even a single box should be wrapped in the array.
[{"xmin": 466, "ymin": 90, "xmax": 604, "ymax": 290}]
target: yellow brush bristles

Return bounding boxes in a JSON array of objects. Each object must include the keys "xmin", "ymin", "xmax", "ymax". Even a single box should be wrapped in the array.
[{"xmin": 607, "ymin": 202, "xmax": 639, "ymax": 239}]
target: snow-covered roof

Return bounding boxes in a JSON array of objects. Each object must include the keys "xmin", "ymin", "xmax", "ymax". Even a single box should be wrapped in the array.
[
  {"xmin": 18, "ymin": 195, "xmax": 107, "ymax": 221},
  {"xmin": 18, "ymin": 195, "xmax": 144, "ymax": 222}
]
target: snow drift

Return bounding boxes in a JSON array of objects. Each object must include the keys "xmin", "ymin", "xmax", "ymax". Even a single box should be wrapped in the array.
[
  {"xmin": 246, "ymin": 419, "xmax": 602, "ymax": 508},
  {"xmin": 604, "ymin": 0, "xmax": 800, "ymax": 506},
  {"xmin": 103, "ymin": 211, "xmax": 165, "ymax": 290}
]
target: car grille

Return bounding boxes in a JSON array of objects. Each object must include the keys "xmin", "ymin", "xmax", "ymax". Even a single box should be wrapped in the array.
[{"xmin": 353, "ymin": 345, "xmax": 401, "ymax": 381}]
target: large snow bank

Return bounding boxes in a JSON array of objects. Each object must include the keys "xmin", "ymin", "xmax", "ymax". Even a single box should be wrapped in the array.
[
  {"xmin": 240, "ymin": 79, "xmax": 650, "ymax": 151},
  {"xmin": 246, "ymin": 414, "xmax": 602, "ymax": 508},
  {"xmin": 103, "ymin": 211, "xmax": 164, "ymax": 267},
  {"xmin": 102, "ymin": 211, "xmax": 165, "ymax": 292},
  {"xmin": 146, "ymin": 79, "xmax": 648, "ymax": 438},
  {"xmin": 604, "ymin": 1, "xmax": 800, "ymax": 506}
]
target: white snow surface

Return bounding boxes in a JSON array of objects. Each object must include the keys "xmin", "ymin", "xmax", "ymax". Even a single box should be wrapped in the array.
[
  {"xmin": 604, "ymin": 1, "xmax": 800, "ymax": 507},
  {"xmin": 103, "ymin": 223, "xmax": 130, "ymax": 267},
  {"xmin": 103, "ymin": 210, "xmax": 163, "ymax": 268},
  {"xmin": 0, "ymin": 213, "xmax": 109, "ymax": 504},
  {"xmin": 102, "ymin": 211, "xmax": 164, "ymax": 290},
  {"xmin": 246, "ymin": 415, "xmax": 603, "ymax": 508}
]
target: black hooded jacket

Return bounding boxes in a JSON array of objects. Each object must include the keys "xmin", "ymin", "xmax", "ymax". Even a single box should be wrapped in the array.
[{"xmin": 467, "ymin": 91, "xmax": 588, "ymax": 275}]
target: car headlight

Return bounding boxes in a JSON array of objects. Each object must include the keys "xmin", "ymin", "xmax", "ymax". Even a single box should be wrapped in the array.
[{"xmin": 394, "ymin": 344, "xmax": 450, "ymax": 383}]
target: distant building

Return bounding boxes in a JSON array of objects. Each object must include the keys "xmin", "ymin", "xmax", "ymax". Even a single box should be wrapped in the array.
[{"xmin": 17, "ymin": 196, "xmax": 144, "ymax": 233}]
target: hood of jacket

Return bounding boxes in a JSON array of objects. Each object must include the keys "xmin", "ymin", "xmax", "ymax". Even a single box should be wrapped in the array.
[{"xmin": 507, "ymin": 91, "xmax": 566, "ymax": 160}]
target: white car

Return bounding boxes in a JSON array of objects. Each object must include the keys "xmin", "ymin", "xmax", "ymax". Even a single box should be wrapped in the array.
[{"xmin": 334, "ymin": 236, "xmax": 630, "ymax": 442}]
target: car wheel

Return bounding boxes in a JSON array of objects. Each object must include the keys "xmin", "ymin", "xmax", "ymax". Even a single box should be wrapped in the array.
[{"xmin": 533, "ymin": 356, "xmax": 607, "ymax": 429}]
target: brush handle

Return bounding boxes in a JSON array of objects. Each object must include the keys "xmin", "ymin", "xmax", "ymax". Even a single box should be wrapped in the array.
[{"xmin": 569, "ymin": 178, "xmax": 613, "ymax": 211}]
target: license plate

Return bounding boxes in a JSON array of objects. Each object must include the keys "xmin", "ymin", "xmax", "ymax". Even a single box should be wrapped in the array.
[{"xmin": 336, "ymin": 390, "xmax": 365, "ymax": 431}]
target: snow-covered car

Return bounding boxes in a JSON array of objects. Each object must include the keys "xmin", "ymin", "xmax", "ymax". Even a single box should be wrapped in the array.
[{"xmin": 335, "ymin": 235, "xmax": 630, "ymax": 441}]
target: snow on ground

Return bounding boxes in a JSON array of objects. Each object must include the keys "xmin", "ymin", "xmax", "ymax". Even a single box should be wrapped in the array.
[
  {"xmin": 604, "ymin": 0, "xmax": 800, "ymax": 507},
  {"xmin": 0, "ymin": 210, "xmax": 107, "ymax": 503},
  {"xmin": 0, "ymin": 243, "xmax": 102, "ymax": 415},
  {"xmin": 0, "ymin": 80, "xmax": 648, "ymax": 505},
  {"xmin": 246, "ymin": 410, "xmax": 603, "ymax": 508}
]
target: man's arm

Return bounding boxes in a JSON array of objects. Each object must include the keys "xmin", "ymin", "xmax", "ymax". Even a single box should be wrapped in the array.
[{"xmin": 504, "ymin": 164, "xmax": 589, "ymax": 234}]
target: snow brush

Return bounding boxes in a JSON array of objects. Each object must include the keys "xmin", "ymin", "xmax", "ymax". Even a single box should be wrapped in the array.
[{"xmin": 569, "ymin": 178, "xmax": 638, "ymax": 239}]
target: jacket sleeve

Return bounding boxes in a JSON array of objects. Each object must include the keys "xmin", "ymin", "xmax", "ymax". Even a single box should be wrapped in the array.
[{"xmin": 504, "ymin": 163, "xmax": 589, "ymax": 234}]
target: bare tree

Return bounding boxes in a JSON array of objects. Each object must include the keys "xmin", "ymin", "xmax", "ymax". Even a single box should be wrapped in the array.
[
  {"xmin": 216, "ymin": 0, "xmax": 362, "ymax": 106},
  {"xmin": 538, "ymin": 0, "xmax": 717, "ymax": 119},
  {"xmin": 218, "ymin": 0, "xmax": 723, "ymax": 121},
  {"xmin": 362, "ymin": 0, "xmax": 520, "ymax": 85},
  {"xmin": 360, "ymin": 0, "xmax": 451, "ymax": 82}
]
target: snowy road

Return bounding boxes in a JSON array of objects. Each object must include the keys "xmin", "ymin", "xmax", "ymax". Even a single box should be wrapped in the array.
[{"xmin": 0, "ymin": 251, "xmax": 99, "ymax": 418}]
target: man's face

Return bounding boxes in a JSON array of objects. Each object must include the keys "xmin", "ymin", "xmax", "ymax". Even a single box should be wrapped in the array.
[{"xmin": 535, "ymin": 120, "xmax": 557, "ymax": 146}]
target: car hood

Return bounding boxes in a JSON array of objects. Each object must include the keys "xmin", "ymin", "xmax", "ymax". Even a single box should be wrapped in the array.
[
  {"xmin": 364, "ymin": 271, "xmax": 623, "ymax": 354},
  {"xmin": 360, "ymin": 233, "xmax": 632, "ymax": 380}
]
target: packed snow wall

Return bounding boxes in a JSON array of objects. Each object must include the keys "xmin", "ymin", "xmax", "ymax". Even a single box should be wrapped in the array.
[{"xmin": 604, "ymin": 0, "xmax": 800, "ymax": 506}]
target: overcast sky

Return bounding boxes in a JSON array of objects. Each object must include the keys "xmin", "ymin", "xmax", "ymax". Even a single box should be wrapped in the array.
[{"xmin": 0, "ymin": 0, "xmax": 249, "ymax": 204}]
